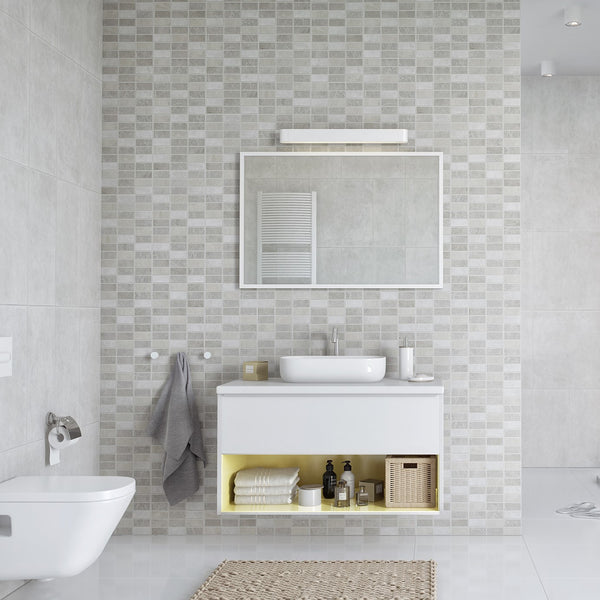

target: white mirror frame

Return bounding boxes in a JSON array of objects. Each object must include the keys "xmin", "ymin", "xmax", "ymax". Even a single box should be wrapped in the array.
[{"xmin": 239, "ymin": 151, "xmax": 443, "ymax": 289}]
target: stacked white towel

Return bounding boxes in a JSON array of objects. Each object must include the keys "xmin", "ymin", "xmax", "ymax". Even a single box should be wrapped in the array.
[{"xmin": 234, "ymin": 467, "xmax": 300, "ymax": 505}]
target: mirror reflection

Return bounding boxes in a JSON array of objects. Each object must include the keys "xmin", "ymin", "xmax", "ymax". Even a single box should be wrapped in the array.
[{"xmin": 240, "ymin": 152, "xmax": 442, "ymax": 288}]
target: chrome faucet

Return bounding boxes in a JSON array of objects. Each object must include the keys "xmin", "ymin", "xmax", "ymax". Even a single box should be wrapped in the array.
[{"xmin": 330, "ymin": 327, "xmax": 339, "ymax": 356}]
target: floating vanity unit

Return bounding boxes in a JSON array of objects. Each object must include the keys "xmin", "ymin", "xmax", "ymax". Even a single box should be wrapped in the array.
[{"xmin": 216, "ymin": 378, "xmax": 444, "ymax": 515}]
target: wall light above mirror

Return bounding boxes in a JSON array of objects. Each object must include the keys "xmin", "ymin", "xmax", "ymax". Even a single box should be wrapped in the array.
[
  {"xmin": 240, "ymin": 152, "xmax": 443, "ymax": 289},
  {"xmin": 279, "ymin": 129, "xmax": 408, "ymax": 144}
]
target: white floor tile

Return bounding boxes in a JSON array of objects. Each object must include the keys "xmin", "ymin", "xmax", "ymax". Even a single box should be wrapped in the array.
[
  {"xmin": 525, "ymin": 538, "xmax": 600, "ymax": 582},
  {"xmin": 543, "ymin": 577, "xmax": 600, "ymax": 600},
  {"xmin": 415, "ymin": 536, "xmax": 547, "ymax": 600},
  {"xmin": 10, "ymin": 468, "xmax": 600, "ymax": 600}
]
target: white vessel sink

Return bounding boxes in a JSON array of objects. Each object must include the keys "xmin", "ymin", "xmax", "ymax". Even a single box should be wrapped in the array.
[{"xmin": 279, "ymin": 355, "xmax": 386, "ymax": 383}]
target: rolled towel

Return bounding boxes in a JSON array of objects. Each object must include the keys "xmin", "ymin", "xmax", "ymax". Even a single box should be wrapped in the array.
[
  {"xmin": 234, "ymin": 467, "xmax": 299, "ymax": 488},
  {"xmin": 234, "ymin": 487, "xmax": 298, "ymax": 505},
  {"xmin": 234, "ymin": 476, "xmax": 300, "ymax": 497}
]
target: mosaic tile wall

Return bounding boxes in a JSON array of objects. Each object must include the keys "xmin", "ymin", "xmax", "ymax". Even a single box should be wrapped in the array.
[{"xmin": 102, "ymin": 0, "xmax": 521, "ymax": 535}]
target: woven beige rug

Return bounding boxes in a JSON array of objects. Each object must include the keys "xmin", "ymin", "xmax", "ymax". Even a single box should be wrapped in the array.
[{"xmin": 190, "ymin": 559, "xmax": 436, "ymax": 600}]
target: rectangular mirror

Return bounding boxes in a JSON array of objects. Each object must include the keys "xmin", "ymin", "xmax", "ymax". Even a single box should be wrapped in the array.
[{"xmin": 240, "ymin": 152, "xmax": 443, "ymax": 288}]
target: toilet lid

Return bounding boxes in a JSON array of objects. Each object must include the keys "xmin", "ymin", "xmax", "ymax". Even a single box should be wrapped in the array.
[{"xmin": 0, "ymin": 476, "xmax": 136, "ymax": 502}]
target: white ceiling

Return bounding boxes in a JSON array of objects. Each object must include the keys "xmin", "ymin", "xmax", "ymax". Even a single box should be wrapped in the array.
[{"xmin": 521, "ymin": 0, "xmax": 600, "ymax": 75}]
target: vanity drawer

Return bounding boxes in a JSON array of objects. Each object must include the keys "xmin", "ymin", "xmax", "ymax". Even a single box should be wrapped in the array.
[{"xmin": 218, "ymin": 394, "xmax": 442, "ymax": 455}]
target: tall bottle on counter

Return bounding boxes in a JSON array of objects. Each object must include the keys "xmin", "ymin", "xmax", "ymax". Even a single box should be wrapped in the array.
[{"xmin": 399, "ymin": 336, "xmax": 414, "ymax": 380}]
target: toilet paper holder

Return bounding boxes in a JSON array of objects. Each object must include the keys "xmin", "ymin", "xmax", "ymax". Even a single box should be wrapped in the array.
[
  {"xmin": 46, "ymin": 413, "xmax": 82, "ymax": 466},
  {"xmin": 46, "ymin": 412, "xmax": 82, "ymax": 440}
]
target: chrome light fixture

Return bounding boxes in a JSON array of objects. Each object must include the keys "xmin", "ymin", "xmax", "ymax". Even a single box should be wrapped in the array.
[
  {"xmin": 564, "ymin": 5, "xmax": 582, "ymax": 27},
  {"xmin": 541, "ymin": 60, "xmax": 556, "ymax": 77}
]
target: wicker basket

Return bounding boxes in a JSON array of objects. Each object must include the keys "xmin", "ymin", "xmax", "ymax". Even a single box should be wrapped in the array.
[{"xmin": 385, "ymin": 455, "xmax": 437, "ymax": 508}]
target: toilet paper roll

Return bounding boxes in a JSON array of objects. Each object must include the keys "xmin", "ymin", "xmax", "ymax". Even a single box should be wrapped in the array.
[{"xmin": 48, "ymin": 426, "xmax": 80, "ymax": 465}]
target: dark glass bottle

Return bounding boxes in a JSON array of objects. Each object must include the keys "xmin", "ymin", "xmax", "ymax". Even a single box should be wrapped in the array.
[{"xmin": 322, "ymin": 459, "xmax": 337, "ymax": 499}]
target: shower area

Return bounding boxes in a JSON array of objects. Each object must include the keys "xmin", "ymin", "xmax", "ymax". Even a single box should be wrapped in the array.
[
  {"xmin": 521, "ymin": 1, "xmax": 600, "ymax": 516},
  {"xmin": 521, "ymin": 75, "xmax": 600, "ymax": 470}
]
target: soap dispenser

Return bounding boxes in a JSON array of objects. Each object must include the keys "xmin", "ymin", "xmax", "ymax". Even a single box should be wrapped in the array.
[
  {"xmin": 340, "ymin": 460, "xmax": 355, "ymax": 501},
  {"xmin": 399, "ymin": 336, "xmax": 414, "ymax": 380},
  {"xmin": 322, "ymin": 459, "xmax": 337, "ymax": 499}
]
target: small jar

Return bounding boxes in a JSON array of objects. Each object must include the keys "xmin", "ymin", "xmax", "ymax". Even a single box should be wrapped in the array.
[
  {"xmin": 298, "ymin": 484, "xmax": 322, "ymax": 507},
  {"xmin": 356, "ymin": 485, "xmax": 369, "ymax": 506},
  {"xmin": 334, "ymin": 479, "xmax": 350, "ymax": 508}
]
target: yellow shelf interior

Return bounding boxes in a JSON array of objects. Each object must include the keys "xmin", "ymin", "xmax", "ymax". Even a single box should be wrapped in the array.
[{"xmin": 221, "ymin": 454, "xmax": 439, "ymax": 514}]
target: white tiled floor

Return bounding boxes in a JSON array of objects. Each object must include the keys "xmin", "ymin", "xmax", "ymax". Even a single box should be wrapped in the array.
[{"xmin": 6, "ymin": 468, "xmax": 600, "ymax": 599}]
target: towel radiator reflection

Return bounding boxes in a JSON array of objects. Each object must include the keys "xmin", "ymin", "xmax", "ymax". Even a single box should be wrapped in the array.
[{"xmin": 257, "ymin": 191, "xmax": 317, "ymax": 284}]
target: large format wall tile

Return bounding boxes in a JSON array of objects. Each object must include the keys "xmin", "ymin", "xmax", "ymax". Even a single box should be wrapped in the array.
[
  {"xmin": 0, "ymin": 0, "xmax": 29, "ymax": 26},
  {"xmin": 0, "ymin": 1, "xmax": 102, "ymax": 486},
  {"xmin": 0, "ymin": 11, "xmax": 28, "ymax": 163},
  {"xmin": 79, "ymin": 308, "xmax": 101, "ymax": 425},
  {"xmin": 0, "ymin": 159, "xmax": 29, "ymax": 304},
  {"xmin": 57, "ymin": 0, "xmax": 102, "ymax": 78},
  {"xmin": 28, "ymin": 171, "xmax": 57, "ymax": 305},
  {"xmin": 0, "ymin": 306, "xmax": 28, "ymax": 452},
  {"xmin": 566, "ymin": 154, "xmax": 600, "ymax": 228},
  {"xmin": 567, "ymin": 78, "xmax": 600, "ymax": 155},
  {"xmin": 520, "ymin": 155, "xmax": 569, "ymax": 232},
  {"xmin": 29, "ymin": 37, "xmax": 59, "ymax": 175},
  {"xmin": 521, "ymin": 78, "xmax": 571, "ymax": 154},
  {"xmin": 30, "ymin": 0, "xmax": 58, "ymax": 47},
  {"xmin": 26, "ymin": 306, "xmax": 56, "ymax": 442},
  {"xmin": 522, "ymin": 77, "xmax": 600, "ymax": 467},
  {"xmin": 523, "ymin": 389, "xmax": 600, "ymax": 467},
  {"xmin": 55, "ymin": 307, "xmax": 81, "ymax": 416},
  {"xmin": 531, "ymin": 232, "xmax": 600, "ymax": 310},
  {"xmin": 55, "ymin": 57, "xmax": 102, "ymax": 191},
  {"xmin": 56, "ymin": 55, "xmax": 85, "ymax": 187},
  {"xmin": 531, "ymin": 311, "xmax": 600, "ymax": 390},
  {"xmin": 78, "ymin": 189, "xmax": 102, "ymax": 306},
  {"xmin": 55, "ymin": 181, "xmax": 80, "ymax": 306},
  {"xmin": 80, "ymin": 70, "xmax": 102, "ymax": 192}
]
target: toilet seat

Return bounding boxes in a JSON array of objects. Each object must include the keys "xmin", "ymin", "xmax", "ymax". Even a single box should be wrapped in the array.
[{"xmin": 0, "ymin": 476, "xmax": 135, "ymax": 502}]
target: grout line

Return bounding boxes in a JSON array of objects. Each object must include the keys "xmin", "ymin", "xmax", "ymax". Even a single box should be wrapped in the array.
[
  {"xmin": 521, "ymin": 533, "xmax": 552, "ymax": 600},
  {"xmin": 0, "ymin": 6, "xmax": 102, "ymax": 83},
  {"xmin": 0, "ymin": 155, "xmax": 101, "ymax": 197},
  {"xmin": 1, "ymin": 580, "xmax": 28, "ymax": 600}
]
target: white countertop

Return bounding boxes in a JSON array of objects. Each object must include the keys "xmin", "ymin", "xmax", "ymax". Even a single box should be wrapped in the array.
[{"xmin": 216, "ymin": 377, "xmax": 443, "ymax": 395}]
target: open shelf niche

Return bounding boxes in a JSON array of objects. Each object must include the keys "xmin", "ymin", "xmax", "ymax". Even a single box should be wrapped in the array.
[{"xmin": 221, "ymin": 453, "xmax": 440, "ymax": 515}]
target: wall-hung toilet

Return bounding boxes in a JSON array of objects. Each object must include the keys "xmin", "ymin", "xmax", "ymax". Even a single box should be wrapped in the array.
[{"xmin": 0, "ymin": 476, "xmax": 135, "ymax": 580}]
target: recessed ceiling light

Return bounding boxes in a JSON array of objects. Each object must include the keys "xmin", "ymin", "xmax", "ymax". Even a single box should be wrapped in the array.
[
  {"xmin": 564, "ymin": 5, "xmax": 582, "ymax": 27},
  {"xmin": 541, "ymin": 60, "xmax": 556, "ymax": 77}
]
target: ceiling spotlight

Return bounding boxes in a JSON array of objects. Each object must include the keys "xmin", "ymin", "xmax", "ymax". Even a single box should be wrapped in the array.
[
  {"xmin": 541, "ymin": 60, "xmax": 555, "ymax": 77},
  {"xmin": 564, "ymin": 5, "xmax": 582, "ymax": 27}
]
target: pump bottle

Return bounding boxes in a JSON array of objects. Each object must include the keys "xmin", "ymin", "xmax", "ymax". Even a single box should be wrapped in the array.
[
  {"xmin": 340, "ymin": 460, "xmax": 355, "ymax": 501},
  {"xmin": 322, "ymin": 459, "xmax": 337, "ymax": 499}
]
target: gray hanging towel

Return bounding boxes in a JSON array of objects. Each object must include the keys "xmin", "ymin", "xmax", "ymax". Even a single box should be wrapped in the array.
[{"xmin": 147, "ymin": 352, "xmax": 206, "ymax": 505}]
